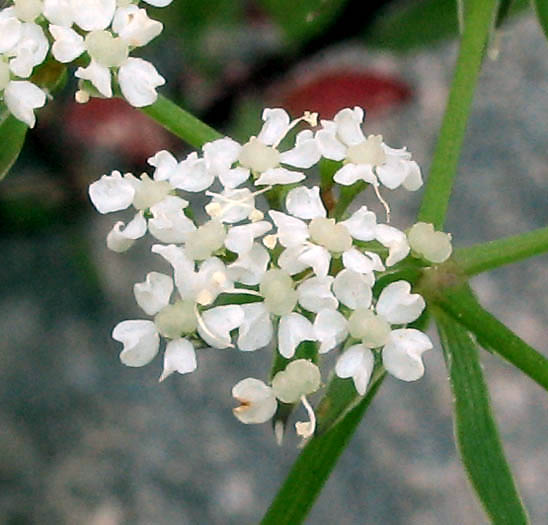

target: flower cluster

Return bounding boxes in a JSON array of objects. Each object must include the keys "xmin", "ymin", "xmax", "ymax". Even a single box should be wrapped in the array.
[
  {"xmin": 89, "ymin": 107, "xmax": 453, "ymax": 441},
  {"xmin": 0, "ymin": 0, "xmax": 171, "ymax": 127}
]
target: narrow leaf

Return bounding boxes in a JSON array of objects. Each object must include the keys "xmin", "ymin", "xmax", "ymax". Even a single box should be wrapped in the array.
[
  {"xmin": 212, "ymin": 292, "xmax": 263, "ymax": 306},
  {"xmin": 532, "ymin": 0, "xmax": 548, "ymax": 41},
  {"xmin": 0, "ymin": 111, "xmax": 27, "ymax": 181},
  {"xmin": 261, "ymin": 374, "xmax": 384, "ymax": 525},
  {"xmin": 435, "ymin": 309, "xmax": 529, "ymax": 524},
  {"xmin": 435, "ymin": 284, "xmax": 548, "ymax": 391}
]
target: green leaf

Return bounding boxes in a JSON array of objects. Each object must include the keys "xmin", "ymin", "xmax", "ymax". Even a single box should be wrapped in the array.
[
  {"xmin": 532, "ymin": 0, "xmax": 548, "ymax": 40},
  {"xmin": 140, "ymin": 95, "xmax": 222, "ymax": 149},
  {"xmin": 417, "ymin": 0, "xmax": 499, "ymax": 229},
  {"xmin": 434, "ymin": 309, "xmax": 529, "ymax": 524},
  {"xmin": 0, "ymin": 110, "xmax": 28, "ymax": 182},
  {"xmin": 434, "ymin": 284, "xmax": 548, "ymax": 391},
  {"xmin": 261, "ymin": 373, "xmax": 384, "ymax": 525},
  {"xmin": 454, "ymin": 225, "xmax": 548, "ymax": 276},
  {"xmin": 364, "ymin": 0, "xmax": 527, "ymax": 52},
  {"xmin": 212, "ymin": 292, "xmax": 264, "ymax": 306},
  {"xmin": 258, "ymin": 0, "xmax": 348, "ymax": 48}
]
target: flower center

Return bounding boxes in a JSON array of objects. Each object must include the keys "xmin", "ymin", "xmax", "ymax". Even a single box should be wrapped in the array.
[
  {"xmin": 184, "ymin": 220, "xmax": 226, "ymax": 261},
  {"xmin": 238, "ymin": 137, "xmax": 280, "ymax": 173},
  {"xmin": 85, "ymin": 30, "xmax": 129, "ymax": 68},
  {"xmin": 346, "ymin": 135, "xmax": 386, "ymax": 166},
  {"xmin": 259, "ymin": 269, "xmax": 297, "ymax": 316},
  {"xmin": 348, "ymin": 308, "xmax": 391, "ymax": 348},
  {"xmin": 154, "ymin": 300, "xmax": 197, "ymax": 339},
  {"xmin": 308, "ymin": 218, "xmax": 352, "ymax": 253},
  {"xmin": 132, "ymin": 174, "xmax": 172, "ymax": 210}
]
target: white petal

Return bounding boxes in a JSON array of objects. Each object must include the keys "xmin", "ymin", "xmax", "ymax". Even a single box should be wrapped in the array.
[
  {"xmin": 106, "ymin": 212, "xmax": 147, "ymax": 252},
  {"xmin": 169, "ymin": 152, "xmax": 213, "ymax": 192},
  {"xmin": 277, "ymin": 245, "xmax": 310, "ymax": 276},
  {"xmin": 198, "ymin": 305, "xmax": 244, "ymax": 349},
  {"xmin": 148, "ymin": 150, "xmax": 178, "ymax": 181},
  {"xmin": 278, "ymin": 313, "xmax": 316, "ymax": 359},
  {"xmin": 219, "ymin": 167, "xmax": 249, "ymax": 189},
  {"xmin": 193, "ymin": 257, "xmax": 233, "ymax": 305},
  {"xmin": 232, "ymin": 378, "xmax": 277, "ymax": 424},
  {"xmin": 375, "ymin": 224, "xmax": 410, "ymax": 266},
  {"xmin": 375, "ymin": 157, "xmax": 409, "ymax": 189},
  {"xmin": 402, "ymin": 160, "xmax": 423, "ymax": 191},
  {"xmin": 255, "ymin": 167, "xmax": 305, "ymax": 186},
  {"xmin": 43, "ymin": 0, "xmax": 74, "ymax": 26},
  {"xmin": 313, "ymin": 309, "xmax": 348, "ymax": 354},
  {"xmin": 279, "ymin": 130, "xmax": 321, "ymax": 168},
  {"xmin": 151, "ymin": 244, "xmax": 196, "ymax": 299},
  {"xmin": 203, "ymin": 137, "xmax": 241, "ymax": 176},
  {"xmin": 3, "ymin": 80, "xmax": 46, "ymax": 128},
  {"xmin": 159, "ymin": 338, "xmax": 197, "ymax": 381},
  {"xmin": 285, "ymin": 185, "xmax": 326, "ymax": 220},
  {"xmin": 237, "ymin": 303, "xmax": 273, "ymax": 351},
  {"xmin": 257, "ymin": 108, "xmax": 290, "ymax": 146},
  {"xmin": 49, "ymin": 25, "xmax": 85, "ymax": 63},
  {"xmin": 332, "ymin": 269, "xmax": 372, "ymax": 310},
  {"xmin": 382, "ymin": 329, "xmax": 432, "ymax": 381},
  {"xmin": 134, "ymin": 271, "xmax": 173, "ymax": 316},
  {"xmin": 89, "ymin": 170, "xmax": 135, "ymax": 213},
  {"xmin": 376, "ymin": 281, "xmax": 425, "ymax": 324},
  {"xmin": 340, "ymin": 205, "xmax": 377, "ymax": 241},
  {"xmin": 342, "ymin": 248, "xmax": 377, "ymax": 277},
  {"xmin": 113, "ymin": 319, "xmax": 159, "ymax": 367},
  {"xmin": 315, "ymin": 128, "xmax": 346, "ymax": 161},
  {"xmin": 118, "ymin": 57, "xmax": 165, "ymax": 108},
  {"xmin": 333, "ymin": 106, "xmax": 365, "ymax": 146},
  {"xmin": 333, "ymin": 163, "xmax": 376, "ymax": 186},
  {"xmin": 112, "ymin": 5, "xmax": 163, "ymax": 47},
  {"xmin": 209, "ymin": 188, "xmax": 255, "ymax": 224},
  {"xmin": 227, "ymin": 243, "xmax": 270, "ymax": 285},
  {"xmin": 225, "ymin": 221, "xmax": 271, "ymax": 255},
  {"xmin": 297, "ymin": 244, "xmax": 331, "ymax": 277},
  {"xmin": 297, "ymin": 275, "xmax": 337, "ymax": 313},
  {"xmin": 75, "ymin": 60, "xmax": 112, "ymax": 97},
  {"xmin": 142, "ymin": 0, "xmax": 173, "ymax": 6},
  {"xmin": 70, "ymin": 0, "xmax": 116, "ymax": 31},
  {"xmin": 269, "ymin": 210, "xmax": 309, "ymax": 248},
  {"xmin": 335, "ymin": 344, "xmax": 374, "ymax": 395},
  {"xmin": 148, "ymin": 195, "xmax": 196, "ymax": 244},
  {"xmin": 0, "ymin": 12, "xmax": 22, "ymax": 54},
  {"xmin": 8, "ymin": 23, "xmax": 49, "ymax": 78}
]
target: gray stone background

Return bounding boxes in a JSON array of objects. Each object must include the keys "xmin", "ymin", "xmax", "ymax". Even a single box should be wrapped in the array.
[{"xmin": 1, "ymin": 12, "xmax": 547, "ymax": 525}]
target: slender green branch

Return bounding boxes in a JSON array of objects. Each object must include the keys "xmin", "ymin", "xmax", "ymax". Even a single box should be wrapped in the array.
[
  {"xmin": 261, "ymin": 373, "xmax": 385, "ymax": 525},
  {"xmin": 140, "ymin": 95, "xmax": 222, "ymax": 149},
  {"xmin": 454, "ymin": 225, "xmax": 548, "ymax": 275},
  {"xmin": 417, "ymin": 0, "xmax": 497, "ymax": 229},
  {"xmin": 433, "ymin": 284, "xmax": 548, "ymax": 391}
]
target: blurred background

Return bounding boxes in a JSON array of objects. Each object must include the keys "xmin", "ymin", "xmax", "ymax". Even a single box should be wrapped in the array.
[{"xmin": 1, "ymin": 0, "xmax": 547, "ymax": 523}]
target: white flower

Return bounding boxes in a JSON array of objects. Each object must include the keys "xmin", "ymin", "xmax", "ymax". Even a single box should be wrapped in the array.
[
  {"xmin": 142, "ymin": 0, "xmax": 173, "ymax": 6},
  {"xmin": 88, "ymin": 170, "xmax": 136, "ymax": 214},
  {"xmin": 70, "ymin": 0, "xmax": 116, "ymax": 31},
  {"xmin": 106, "ymin": 211, "xmax": 147, "ymax": 252},
  {"xmin": 313, "ymin": 308, "xmax": 348, "ymax": 354},
  {"xmin": 49, "ymin": 25, "xmax": 85, "ymax": 63},
  {"xmin": 270, "ymin": 186, "xmax": 381, "ymax": 278},
  {"xmin": 0, "ymin": 9, "xmax": 22, "ymax": 54},
  {"xmin": 7, "ymin": 22, "xmax": 49, "ymax": 78},
  {"xmin": 232, "ymin": 377, "xmax": 277, "ymax": 424},
  {"xmin": 118, "ymin": 57, "xmax": 165, "ymax": 107},
  {"xmin": 375, "ymin": 224, "xmax": 410, "ymax": 267},
  {"xmin": 408, "ymin": 222, "xmax": 452, "ymax": 263},
  {"xmin": 13, "ymin": 0, "xmax": 44, "ymax": 23},
  {"xmin": 3, "ymin": 80, "xmax": 46, "ymax": 128},
  {"xmin": 335, "ymin": 280, "xmax": 431, "ymax": 392},
  {"xmin": 316, "ymin": 107, "xmax": 423, "ymax": 191},
  {"xmin": 43, "ymin": 0, "xmax": 74, "ymax": 26}
]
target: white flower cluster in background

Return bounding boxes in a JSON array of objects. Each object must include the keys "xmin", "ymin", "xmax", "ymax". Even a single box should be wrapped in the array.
[
  {"xmin": 0, "ymin": 0, "xmax": 171, "ymax": 127},
  {"xmin": 89, "ymin": 107, "xmax": 453, "ymax": 440}
]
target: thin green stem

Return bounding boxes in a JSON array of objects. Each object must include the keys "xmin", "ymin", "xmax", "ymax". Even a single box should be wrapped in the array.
[
  {"xmin": 261, "ymin": 373, "xmax": 385, "ymax": 525},
  {"xmin": 418, "ymin": 0, "xmax": 497, "ymax": 229},
  {"xmin": 454, "ymin": 226, "xmax": 548, "ymax": 275},
  {"xmin": 140, "ymin": 95, "xmax": 222, "ymax": 148},
  {"xmin": 433, "ymin": 284, "xmax": 548, "ymax": 391}
]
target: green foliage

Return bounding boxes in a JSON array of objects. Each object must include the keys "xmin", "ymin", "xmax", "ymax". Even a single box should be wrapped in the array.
[
  {"xmin": 435, "ymin": 310, "xmax": 529, "ymax": 524},
  {"xmin": 257, "ymin": 0, "xmax": 349, "ymax": 48},
  {"xmin": 532, "ymin": 0, "xmax": 548, "ymax": 40},
  {"xmin": 0, "ymin": 109, "xmax": 27, "ymax": 182}
]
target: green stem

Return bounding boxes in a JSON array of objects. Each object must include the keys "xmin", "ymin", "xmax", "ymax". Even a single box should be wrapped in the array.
[
  {"xmin": 261, "ymin": 373, "xmax": 385, "ymax": 525},
  {"xmin": 454, "ymin": 226, "xmax": 548, "ymax": 275},
  {"xmin": 417, "ymin": 0, "xmax": 497, "ymax": 229},
  {"xmin": 434, "ymin": 284, "xmax": 548, "ymax": 391},
  {"xmin": 140, "ymin": 95, "xmax": 222, "ymax": 148},
  {"xmin": 333, "ymin": 181, "xmax": 367, "ymax": 219}
]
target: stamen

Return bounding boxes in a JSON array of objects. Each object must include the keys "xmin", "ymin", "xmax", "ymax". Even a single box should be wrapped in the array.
[
  {"xmin": 263, "ymin": 234, "xmax": 277, "ymax": 250},
  {"xmin": 273, "ymin": 112, "xmax": 319, "ymax": 148},
  {"xmin": 274, "ymin": 420, "xmax": 285, "ymax": 446},
  {"xmin": 372, "ymin": 182, "xmax": 391, "ymax": 223},
  {"xmin": 295, "ymin": 394, "xmax": 316, "ymax": 447}
]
